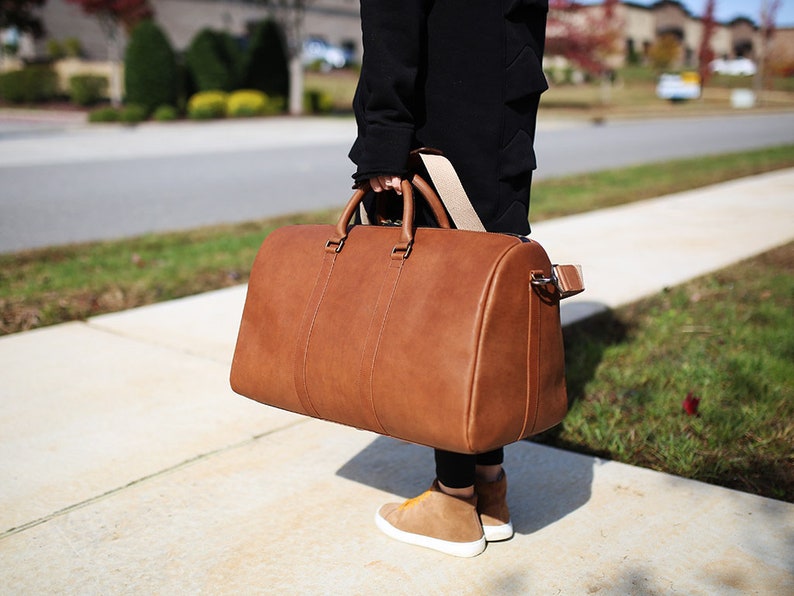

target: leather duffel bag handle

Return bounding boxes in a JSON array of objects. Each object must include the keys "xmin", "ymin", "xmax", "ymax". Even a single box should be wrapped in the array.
[{"xmin": 333, "ymin": 175, "xmax": 452, "ymax": 256}]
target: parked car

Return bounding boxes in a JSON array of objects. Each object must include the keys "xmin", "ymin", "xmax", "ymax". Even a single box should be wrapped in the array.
[
  {"xmin": 302, "ymin": 37, "xmax": 347, "ymax": 71},
  {"xmin": 710, "ymin": 58, "xmax": 757, "ymax": 76},
  {"xmin": 657, "ymin": 72, "xmax": 701, "ymax": 101}
]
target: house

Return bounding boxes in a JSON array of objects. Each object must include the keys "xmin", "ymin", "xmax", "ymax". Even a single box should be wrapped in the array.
[{"xmin": 10, "ymin": 0, "xmax": 794, "ymax": 73}]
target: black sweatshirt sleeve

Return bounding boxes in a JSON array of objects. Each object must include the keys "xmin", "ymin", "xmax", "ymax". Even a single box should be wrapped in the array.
[{"xmin": 350, "ymin": 0, "xmax": 427, "ymax": 181}]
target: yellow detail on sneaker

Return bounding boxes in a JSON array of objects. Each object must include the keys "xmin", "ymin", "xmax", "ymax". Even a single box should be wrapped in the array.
[{"xmin": 398, "ymin": 490, "xmax": 432, "ymax": 511}]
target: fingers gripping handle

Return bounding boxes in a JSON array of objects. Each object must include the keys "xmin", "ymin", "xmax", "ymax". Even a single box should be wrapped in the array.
[{"xmin": 328, "ymin": 180, "xmax": 415, "ymax": 255}]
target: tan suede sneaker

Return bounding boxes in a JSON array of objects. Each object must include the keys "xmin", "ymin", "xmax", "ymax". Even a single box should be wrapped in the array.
[
  {"xmin": 475, "ymin": 470, "xmax": 513, "ymax": 542},
  {"xmin": 375, "ymin": 480, "xmax": 486, "ymax": 557}
]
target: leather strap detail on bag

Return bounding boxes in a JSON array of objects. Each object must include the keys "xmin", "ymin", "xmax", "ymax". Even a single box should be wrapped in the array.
[
  {"xmin": 357, "ymin": 254, "xmax": 406, "ymax": 435},
  {"xmin": 553, "ymin": 264, "xmax": 585, "ymax": 299},
  {"xmin": 531, "ymin": 265, "xmax": 585, "ymax": 299},
  {"xmin": 519, "ymin": 271, "xmax": 544, "ymax": 439},
  {"xmin": 292, "ymin": 249, "xmax": 338, "ymax": 418}
]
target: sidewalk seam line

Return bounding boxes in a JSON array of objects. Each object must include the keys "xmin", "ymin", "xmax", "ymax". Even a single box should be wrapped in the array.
[
  {"xmin": 85, "ymin": 319, "xmax": 234, "ymax": 365},
  {"xmin": 0, "ymin": 417, "xmax": 310, "ymax": 541}
]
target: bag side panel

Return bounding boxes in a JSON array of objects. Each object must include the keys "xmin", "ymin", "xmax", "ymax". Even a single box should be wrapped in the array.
[
  {"xmin": 469, "ymin": 240, "xmax": 568, "ymax": 450},
  {"xmin": 230, "ymin": 225, "xmax": 341, "ymax": 415},
  {"xmin": 466, "ymin": 242, "xmax": 537, "ymax": 452},
  {"xmin": 367, "ymin": 228, "xmax": 519, "ymax": 452}
]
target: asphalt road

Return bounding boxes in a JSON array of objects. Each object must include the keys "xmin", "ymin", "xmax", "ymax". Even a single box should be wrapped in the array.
[{"xmin": 1, "ymin": 112, "xmax": 792, "ymax": 253}]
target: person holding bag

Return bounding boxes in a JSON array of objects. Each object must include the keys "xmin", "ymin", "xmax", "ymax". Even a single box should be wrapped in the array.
[{"xmin": 349, "ymin": 0, "xmax": 550, "ymax": 557}]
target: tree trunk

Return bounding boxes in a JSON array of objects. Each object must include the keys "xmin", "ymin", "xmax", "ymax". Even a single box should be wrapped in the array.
[
  {"xmin": 103, "ymin": 19, "xmax": 123, "ymax": 107},
  {"xmin": 288, "ymin": 55, "xmax": 303, "ymax": 115}
]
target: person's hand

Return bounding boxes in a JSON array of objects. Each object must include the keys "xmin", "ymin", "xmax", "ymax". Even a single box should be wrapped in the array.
[{"xmin": 369, "ymin": 175, "xmax": 402, "ymax": 195}]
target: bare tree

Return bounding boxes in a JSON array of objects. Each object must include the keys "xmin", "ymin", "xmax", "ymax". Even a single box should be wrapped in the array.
[
  {"xmin": 755, "ymin": 0, "xmax": 782, "ymax": 99},
  {"xmin": 65, "ymin": 0, "xmax": 153, "ymax": 106},
  {"xmin": 257, "ymin": 0, "xmax": 314, "ymax": 115}
]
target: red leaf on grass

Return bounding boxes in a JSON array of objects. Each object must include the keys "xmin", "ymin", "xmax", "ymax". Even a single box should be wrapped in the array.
[{"xmin": 682, "ymin": 392, "xmax": 701, "ymax": 416}]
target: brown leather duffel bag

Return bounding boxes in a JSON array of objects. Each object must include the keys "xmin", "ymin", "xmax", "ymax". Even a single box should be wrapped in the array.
[{"xmin": 230, "ymin": 164, "xmax": 582, "ymax": 453}]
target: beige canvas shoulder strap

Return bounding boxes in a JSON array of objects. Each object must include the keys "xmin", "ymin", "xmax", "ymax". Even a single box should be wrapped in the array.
[
  {"xmin": 357, "ymin": 152, "xmax": 486, "ymax": 232},
  {"xmin": 417, "ymin": 153, "xmax": 487, "ymax": 232}
]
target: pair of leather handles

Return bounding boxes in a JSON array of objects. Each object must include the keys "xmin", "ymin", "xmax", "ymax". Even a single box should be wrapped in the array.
[
  {"xmin": 330, "ymin": 147, "xmax": 501, "ymax": 254},
  {"xmin": 327, "ymin": 172, "xmax": 451, "ymax": 256}
]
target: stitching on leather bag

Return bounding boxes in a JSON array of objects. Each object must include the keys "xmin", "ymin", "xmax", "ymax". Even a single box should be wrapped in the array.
[
  {"xmin": 365, "ymin": 257, "xmax": 406, "ymax": 436},
  {"xmin": 519, "ymin": 276, "xmax": 543, "ymax": 439},
  {"xmin": 357, "ymin": 255, "xmax": 404, "ymax": 435},
  {"xmin": 292, "ymin": 250, "xmax": 337, "ymax": 418}
]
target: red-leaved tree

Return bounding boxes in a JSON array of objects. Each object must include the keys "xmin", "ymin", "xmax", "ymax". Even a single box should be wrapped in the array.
[
  {"xmin": 698, "ymin": 0, "xmax": 717, "ymax": 86},
  {"xmin": 65, "ymin": 0, "xmax": 153, "ymax": 105},
  {"xmin": 546, "ymin": 0, "xmax": 623, "ymax": 76},
  {"xmin": 66, "ymin": 0, "xmax": 152, "ymax": 33}
]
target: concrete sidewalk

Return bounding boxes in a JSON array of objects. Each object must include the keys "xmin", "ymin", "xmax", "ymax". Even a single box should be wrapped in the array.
[{"xmin": 1, "ymin": 171, "xmax": 793, "ymax": 594}]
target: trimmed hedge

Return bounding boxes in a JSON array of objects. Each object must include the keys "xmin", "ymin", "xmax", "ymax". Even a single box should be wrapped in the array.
[
  {"xmin": 124, "ymin": 20, "xmax": 178, "ymax": 113},
  {"xmin": 88, "ymin": 107, "xmax": 120, "ymax": 123},
  {"xmin": 69, "ymin": 74, "xmax": 108, "ymax": 106},
  {"xmin": 119, "ymin": 104, "xmax": 148, "ymax": 124},
  {"xmin": 304, "ymin": 89, "xmax": 334, "ymax": 114},
  {"xmin": 244, "ymin": 20, "xmax": 289, "ymax": 99},
  {"xmin": 226, "ymin": 89, "xmax": 268, "ymax": 117},
  {"xmin": 153, "ymin": 104, "xmax": 179, "ymax": 121},
  {"xmin": 185, "ymin": 29, "xmax": 244, "ymax": 93},
  {"xmin": 187, "ymin": 90, "xmax": 228, "ymax": 120},
  {"xmin": 0, "ymin": 66, "xmax": 59, "ymax": 103}
]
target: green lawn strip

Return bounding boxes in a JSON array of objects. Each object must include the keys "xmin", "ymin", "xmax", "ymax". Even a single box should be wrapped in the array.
[
  {"xmin": 0, "ymin": 210, "xmax": 341, "ymax": 334},
  {"xmin": 1, "ymin": 144, "xmax": 793, "ymax": 337},
  {"xmin": 534, "ymin": 241, "xmax": 794, "ymax": 502},
  {"xmin": 530, "ymin": 143, "xmax": 794, "ymax": 221}
]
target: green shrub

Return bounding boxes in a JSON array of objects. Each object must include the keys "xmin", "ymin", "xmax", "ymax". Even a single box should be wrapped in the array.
[
  {"xmin": 124, "ymin": 20, "xmax": 178, "ymax": 114},
  {"xmin": 153, "ymin": 104, "xmax": 179, "ymax": 121},
  {"xmin": 266, "ymin": 96, "xmax": 287, "ymax": 114},
  {"xmin": 226, "ymin": 89, "xmax": 267, "ymax": 117},
  {"xmin": 119, "ymin": 103, "xmax": 148, "ymax": 124},
  {"xmin": 185, "ymin": 29, "xmax": 244, "ymax": 93},
  {"xmin": 0, "ymin": 66, "xmax": 59, "ymax": 103},
  {"xmin": 187, "ymin": 90, "xmax": 227, "ymax": 120},
  {"xmin": 304, "ymin": 89, "xmax": 333, "ymax": 114},
  {"xmin": 243, "ymin": 20, "xmax": 289, "ymax": 98},
  {"xmin": 88, "ymin": 106, "xmax": 120, "ymax": 123},
  {"xmin": 68, "ymin": 74, "xmax": 108, "ymax": 106},
  {"xmin": 47, "ymin": 39, "xmax": 65, "ymax": 60},
  {"xmin": 63, "ymin": 37, "xmax": 83, "ymax": 58}
]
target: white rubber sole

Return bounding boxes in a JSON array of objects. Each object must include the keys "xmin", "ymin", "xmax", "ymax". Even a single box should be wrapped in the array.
[
  {"xmin": 375, "ymin": 510, "xmax": 486, "ymax": 558},
  {"xmin": 483, "ymin": 521, "xmax": 514, "ymax": 542}
]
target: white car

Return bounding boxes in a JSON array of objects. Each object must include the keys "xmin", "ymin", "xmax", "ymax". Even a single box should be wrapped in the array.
[
  {"xmin": 710, "ymin": 58, "xmax": 757, "ymax": 76},
  {"xmin": 302, "ymin": 37, "xmax": 347, "ymax": 71},
  {"xmin": 657, "ymin": 73, "xmax": 701, "ymax": 101}
]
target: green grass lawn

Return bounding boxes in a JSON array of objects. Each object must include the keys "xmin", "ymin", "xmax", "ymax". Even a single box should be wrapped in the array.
[{"xmin": 537, "ymin": 242, "xmax": 794, "ymax": 502}]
